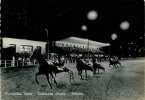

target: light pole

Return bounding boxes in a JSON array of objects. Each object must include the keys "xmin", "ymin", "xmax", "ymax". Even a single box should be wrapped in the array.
[
  {"xmin": 86, "ymin": 10, "xmax": 98, "ymax": 59},
  {"xmin": 81, "ymin": 25, "xmax": 89, "ymax": 59},
  {"xmin": 119, "ymin": 21, "xmax": 130, "ymax": 58},
  {"xmin": 45, "ymin": 28, "xmax": 49, "ymax": 60},
  {"xmin": 87, "ymin": 39, "xmax": 90, "ymax": 59}
]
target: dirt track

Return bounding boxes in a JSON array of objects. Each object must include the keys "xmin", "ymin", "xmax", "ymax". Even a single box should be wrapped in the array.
[{"xmin": 1, "ymin": 58, "xmax": 145, "ymax": 100}]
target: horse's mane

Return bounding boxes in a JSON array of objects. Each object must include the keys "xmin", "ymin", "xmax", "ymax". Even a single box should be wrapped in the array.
[
  {"xmin": 77, "ymin": 59, "xmax": 83, "ymax": 64},
  {"xmin": 30, "ymin": 52, "xmax": 52, "ymax": 67}
]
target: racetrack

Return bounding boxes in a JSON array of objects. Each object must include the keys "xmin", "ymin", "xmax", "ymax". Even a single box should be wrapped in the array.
[{"xmin": 1, "ymin": 58, "xmax": 145, "ymax": 100}]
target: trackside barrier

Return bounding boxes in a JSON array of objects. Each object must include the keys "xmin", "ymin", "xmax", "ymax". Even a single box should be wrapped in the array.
[{"xmin": 0, "ymin": 60, "xmax": 37, "ymax": 67}]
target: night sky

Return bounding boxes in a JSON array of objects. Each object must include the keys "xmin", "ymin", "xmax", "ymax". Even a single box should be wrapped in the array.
[{"xmin": 2, "ymin": 0, "xmax": 144, "ymax": 47}]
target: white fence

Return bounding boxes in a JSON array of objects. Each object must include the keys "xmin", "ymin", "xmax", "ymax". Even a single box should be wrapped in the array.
[{"xmin": 0, "ymin": 60, "xmax": 37, "ymax": 67}]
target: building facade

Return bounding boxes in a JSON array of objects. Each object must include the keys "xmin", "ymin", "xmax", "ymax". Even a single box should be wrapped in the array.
[{"xmin": 2, "ymin": 37, "xmax": 47, "ymax": 54}]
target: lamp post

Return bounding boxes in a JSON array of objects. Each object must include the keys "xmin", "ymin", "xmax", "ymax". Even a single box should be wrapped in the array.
[
  {"xmin": 81, "ymin": 25, "xmax": 89, "ymax": 59},
  {"xmin": 87, "ymin": 39, "xmax": 90, "ymax": 59},
  {"xmin": 128, "ymin": 43, "xmax": 131, "ymax": 58},
  {"xmin": 86, "ymin": 10, "xmax": 98, "ymax": 59},
  {"xmin": 45, "ymin": 28, "xmax": 49, "ymax": 60}
]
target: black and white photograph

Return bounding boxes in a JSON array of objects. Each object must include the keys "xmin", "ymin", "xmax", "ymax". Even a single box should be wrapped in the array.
[{"xmin": 1, "ymin": 0, "xmax": 145, "ymax": 100}]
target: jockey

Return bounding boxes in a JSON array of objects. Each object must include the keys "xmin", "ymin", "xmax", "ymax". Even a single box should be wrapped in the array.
[
  {"xmin": 81, "ymin": 58, "xmax": 96, "ymax": 74},
  {"xmin": 53, "ymin": 56, "xmax": 65, "ymax": 71},
  {"xmin": 114, "ymin": 56, "xmax": 119, "ymax": 61}
]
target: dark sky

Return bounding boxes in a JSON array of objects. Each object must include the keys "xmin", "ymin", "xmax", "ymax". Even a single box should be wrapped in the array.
[{"xmin": 2, "ymin": 0, "xmax": 144, "ymax": 46}]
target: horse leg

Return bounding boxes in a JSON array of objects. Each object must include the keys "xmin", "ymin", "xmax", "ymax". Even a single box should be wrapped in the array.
[
  {"xmin": 69, "ymin": 71, "xmax": 71, "ymax": 83},
  {"xmin": 115, "ymin": 64, "xmax": 117, "ymax": 68},
  {"xmin": 113, "ymin": 65, "xmax": 115, "ymax": 69},
  {"xmin": 113, "ymin": 64, "xmax": 115, "ymax": 69},
  {"xmin": 85, "ymin": 70, "xmax": 87, "ymax": 79},
  {"xmin": 55, "ymin": 72, "xmax": 57, "ymax": 77},
  {"xmin": 92, "ymin": 67, "xmax": 96, "ymax": 75},
  {"xmin": 119, "ymin": 63, "xmax": 121, "ymax": 67},
  {"xmin": 109, "ymin": 63, "xmax": 112, "ymax": 67},
  {"xmin": 78, "ymin": 70, "xmax": 83, "ymax": 79},
  {"xmin": 80, "ymin": 74, "xmax": 83, "ymax": 80},
  {"xmin": 109, "ymin": 64, "xmax": 110, "ymax": 67},
  {"xmin": 35, "ymin": 72, "xmax": 41, "ymax": 85},
  {"xmin": 50, "ymin": 73, "xmax": 57, "ymax": 85},
  {"xmin": 98, "ymin": 68, "xmax": 99, "ymax": 74},
  {"xmin": 114, "ymin": 64, "xmax": 117, "ymax": 68},
  {"xmin": 116, "ymin": 64, "xmax": 118, "ymax": 68},
  {"xmin": 101, "ymin": 66, "xmax": 105, "ymax": 73},
  {"xmin": 49, "ymin": 74, "xmax": 53, "ymax": 84},
  {"xmin": 104, "ymin": 68, "xmax": 105, "ymax": 73},
  {"xmin": 45, "ymin": 74, "xmax": 52, "ymax": 89}
]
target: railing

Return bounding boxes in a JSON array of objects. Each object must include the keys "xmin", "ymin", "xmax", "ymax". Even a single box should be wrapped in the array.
[{"xmin": 0, "ymin": 60, "xmax": 37, "ymax": 67}]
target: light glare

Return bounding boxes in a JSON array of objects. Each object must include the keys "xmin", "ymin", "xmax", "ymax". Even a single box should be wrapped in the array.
[
  {"xmin": 81, "ymin": 25, "xmax": 87, "ymax": 31},
  {"xmin": 111, "ymin": 33, "xmax": 118, "ymax": 40},
  {"xmin": 87, "ymin": 10, "xmax": 98, "ymax": 20},
  {"xmin": 120, "ymin": 21, "xmax": 130, "ymax": 30}
]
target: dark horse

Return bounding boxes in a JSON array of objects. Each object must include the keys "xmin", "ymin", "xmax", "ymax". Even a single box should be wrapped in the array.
[
  {"xmin": 108, "ymin": 57, "xmax": 121, "ymax": 68},
  {"xmin": 76, "ymin": 58, "xmax": 96, "ymax": 79},
  {"xmin": 29, "ymin": 50, "xmax": 74, "ymax": 88},
  {"xmin": 76, "ymin": 58, "xmax": 105, "ymax": 79},
  {"xmin": 92, "ymin": 60, "xmax": 105, "ymax": 74}
]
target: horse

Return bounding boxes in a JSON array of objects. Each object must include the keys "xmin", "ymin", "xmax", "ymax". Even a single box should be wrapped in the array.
[
  {"xmin": 29, "ymin": 50, "xmax": 74, "ymax": 88},
  {"xmin": 108, "ymin": 57, "xmax": 121, "ymax": 68},
  {"xmin": 92, "ymin": 62, "xmax": 105, "ymax": 74},
  {"xmin": 76, "ymin": 58, "xmax": 96, "ymax": 79}
]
